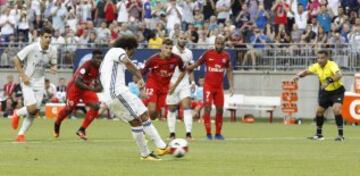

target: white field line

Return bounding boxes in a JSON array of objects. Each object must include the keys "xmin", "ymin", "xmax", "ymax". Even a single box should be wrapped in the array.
[{"xmin": 1, "ymin": 136, "xmax": 360, "ymax": 144}]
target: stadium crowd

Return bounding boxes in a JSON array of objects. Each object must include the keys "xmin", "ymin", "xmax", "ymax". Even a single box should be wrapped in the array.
[{"xmin": 0, "ymin": 0, "xmax": 360, "ymax": 68}]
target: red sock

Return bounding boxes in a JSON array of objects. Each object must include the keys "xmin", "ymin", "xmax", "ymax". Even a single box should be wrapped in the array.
[
  {"xmin": 56, "ymin": 107, "xmax": 72, "ymax": 125},
  {"xmin": 203, "ymin": 111, "xmax": 211, "ymax": 134},
  {"xmin": 215, "ymin": 112, "xmax": 223, "ymax": 134},
  {"xmin": 81, "ymin": 109, "xmax": 99, "ymax": 129}
]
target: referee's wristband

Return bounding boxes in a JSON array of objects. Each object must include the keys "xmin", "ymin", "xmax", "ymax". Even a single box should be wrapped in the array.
[{"xmin": 326, "ymin": 77, "xmax": 334, "ymax": 84}]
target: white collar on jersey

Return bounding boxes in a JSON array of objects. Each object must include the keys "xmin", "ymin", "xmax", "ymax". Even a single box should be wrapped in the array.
[{"xmin": 37, "ymin": 42, "xmax": 49, "ymax": 54}]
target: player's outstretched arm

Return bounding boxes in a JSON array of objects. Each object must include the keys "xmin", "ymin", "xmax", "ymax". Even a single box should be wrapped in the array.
[
  {"xmin": 13, "ymin": 56, "xmax": 30, "ymax": 85},
  {"xmin": 292, "ymin": 69, "xmax": 311, "ymax": 82}
]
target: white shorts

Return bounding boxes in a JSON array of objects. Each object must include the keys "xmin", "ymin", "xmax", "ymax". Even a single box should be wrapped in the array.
[
  {"xmin": 106, "ymin": 89, "xmax": 147, "ymax": 122},
  {"xmin": 21, "ymin": 84, "xmax": 44, "ymax": 109},
  {"xmin": 166, "ymin": 84, "xmax": 191, "ymax": 105}
]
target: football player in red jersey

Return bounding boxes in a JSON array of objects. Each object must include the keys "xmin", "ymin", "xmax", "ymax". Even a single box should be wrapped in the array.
[
  {"xmin": 142, "ymin": 39, "xmax": 186, "ymax": 120},
  {"xmin": 54, "ymin": 50, "xmax": 103, "ymax": 140},
  {"xmin": 188, "ymin": 35, "xmax": 234, "ymax": 140}
]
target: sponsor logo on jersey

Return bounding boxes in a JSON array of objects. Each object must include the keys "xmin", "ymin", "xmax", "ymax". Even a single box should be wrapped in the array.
[{"xmin": 208, "ymin": 64, "xmax": 224, "ymax": 72}]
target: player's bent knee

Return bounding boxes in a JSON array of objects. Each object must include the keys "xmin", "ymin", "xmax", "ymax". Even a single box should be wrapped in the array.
[
  {"xmin": 27, "ymin": 105, "xmax": 39, "ymax": 115},
  {"xmin": 168, "ymin": 105, "xmax": 177, "ymax": 112}
]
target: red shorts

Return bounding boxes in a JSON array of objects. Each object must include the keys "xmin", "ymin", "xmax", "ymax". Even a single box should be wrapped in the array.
[
  {"xmin": 203, "ymin": 84, "xmax": 224, "ymax": 108},
  {"xmin": 191, "ymin": 100, "xmax": 203, "ymax": 109},
  {"xmin": 143, "ymin": 81, "xmax": 168, "ymax": 112},
  {"xmin": 66, "ymin": 84, "xmax": 99, "ymax": 107}
]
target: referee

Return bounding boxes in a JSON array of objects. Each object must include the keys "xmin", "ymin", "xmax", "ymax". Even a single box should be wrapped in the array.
[{"xmin": 292, "ymin": 50, "xmax": 345, "ymax": 141}]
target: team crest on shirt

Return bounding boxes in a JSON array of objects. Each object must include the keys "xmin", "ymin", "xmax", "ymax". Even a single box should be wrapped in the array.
[
  {"xmin": 222, "ymin": 59, "xmax": 226, "ymax": 63},
  {"xmin": 169, "ymin": 64, "xmax": 175, "ymax": 69}
]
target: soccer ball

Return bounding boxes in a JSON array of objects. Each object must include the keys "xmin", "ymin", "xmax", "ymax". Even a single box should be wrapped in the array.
[{"xmin": 169, "ymin": 138, "xmax": 189, "ymax": 158}]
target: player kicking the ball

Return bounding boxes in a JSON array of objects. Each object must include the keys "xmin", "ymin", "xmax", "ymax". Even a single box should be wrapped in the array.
[{"xmin": 99, "ymin": 36, "xmax": 174, "ymax": 160}]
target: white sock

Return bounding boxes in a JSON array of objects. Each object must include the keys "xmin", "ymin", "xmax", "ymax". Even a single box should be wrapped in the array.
[
  {"xmin": 142, "ymin": 119, "xmax": 167, "ymax": 149},
  {"xmin": 18, "ymin": 115, "xmax": 34, "ymax": 135},
  {"xmin": 167, "ymin": 110, "xmax": 177, "ymax": 133},
  {"xmin": 183, "ymin": 109, "xmax": 193, "ymax": 133},
  {"xmin": 16, "ymin": 106, "xmax": 29, "ymax": 116},
  {"xmin": 131, "ymin": 126, "xmax": 151, "ymax": 157}
]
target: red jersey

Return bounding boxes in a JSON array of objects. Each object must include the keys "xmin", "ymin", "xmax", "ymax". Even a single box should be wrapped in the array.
[
  {"xmin": 68, "ymin": 60, "xmax": 100, "ymax": 89},
  {"xmin": 198, "ymin": 49, "xmax": 230, "ymax": 88},
  {"xmin": 142, "ymin": 53, "xmax": 185, "ymax": 88}
]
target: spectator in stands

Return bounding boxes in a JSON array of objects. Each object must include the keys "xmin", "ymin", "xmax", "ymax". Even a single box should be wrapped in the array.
[
  {"xmin": 208, "ymin": 15, "xmax": 218, "ymax": 31},
  {"xmin": 248, "ymin": 0, "xmax": 259, "ymax": 21},
  {"xmin": 180, "ymin": 0, "xmax": 194, "ymax": 31},
  {"xmin": 235, "ymin": 3, "xmax": 250, "ymax": 28},
  {"xmin": 0, "ymin": 7, "xmax": 16, "ymax": 42},
  {"xmin": 0, "ymin": 48, "xmax": 10, "ymax": 68},
  {"xmin": 104, "ymin": 0, "xmax": 116, "ymax": 26},
  {"xmin": 302, "ymin": 24, "xmax": 317, "ymax": 42},
  {"xmin": 243, "ymin": 27, "xmax": 268, "ymax": 69},
  {"xmin": 148, "ymin": 30, "xmax": 163, "ymax": 49},
  {"xmin": 126, "ymin": 0, "xmax": 143, "ymax": 22},
  {"xmin": 216, "ymin": 0, "xmax": 231, "ymax": 24},
  {"xmin": 6, "ymin": 34, "xmax": 17, "ymax": 63},
  {"xmin": 166, "ymin": 0, "xmax": 183, "ymax": 33},
  {"xmin": 291, "ymin": 3, "xmax": 308, "ymax": 31},
  {"xmin": 333, "ymin": 7, "xmax": 346, "ymax": 28},
  {"xmin": 1, "ymin": 75, "xmax": 15, "ymax": 117},
  {"xmin": 316, "ymin": 3, "xmax": 332, "ymax": 33},
  {"xmin": 56, "ymin": 77, "xmax": 67, "ymax": 103},
  {"xmin": 193, "ymin": 7, "xmax": 204, "ymax": 29},
  {"xmin": 291, "ymin": 24, "xmax": 303, "ymax": 43},
  {"xmin": 17, "ymin": 13, "xmax": 30, "ymax": 42},
  {"xmin": 341, "ymin": 22, "xmax": 351, "ymax": 42},
  {"xmin": 255, "ymin": 3, "xmax": 270, "ymax": 30},
  {"xmin": 51, "ymin": 0, "xmax": 68, "ymax": 34},
  {"xmin": 76, "ymin": 0, "xmax": 94, "ymax": 24},
  {"xmin": 307, "ymin": 0, "xmax": 321, "ymax": 17},
  {"xmin": 119, "ymin": 23, "xmax": 134, "ymax": 36},
  {"xmin": 136, "ymin": 22, "xmax": 152, "ymax": 43},
  {"xmin": 264, "ymin": 23, "xmax": 276, "ymax": 42},
  {"xmin": 272, "ymin": 0, "xmax": 289, "ymax": 30},
  {"xmin": 203, "ymin": 0, "xmax": 216, "ymax": 21},
  {"xmin": 96, "ymin": 21, "xmax": 111, "ymax": 44},
  {"xmin": 314, "ymin": 26, "xmax": 328, "ymax": 48},
  {"xmin": 44, "ymin": 78, "xmax": 57, "ymax": 103},
  {"xmin": 276, "ymin": 24, "xmax": 291, "ymax": 46},
  {"xmin": 328, "ymin": 0, "xmax": 341, "ymax": 16},
  {"xmin": 116, "ymin": 0, "xmax": 129, "ymax": 25},
  {"xmin": 52, "ymin": 29, "xmax": 65, "ymax": 47},
  {"xmin": 65, "ymin": 11, "xmax": 78, "ymax": 34}
]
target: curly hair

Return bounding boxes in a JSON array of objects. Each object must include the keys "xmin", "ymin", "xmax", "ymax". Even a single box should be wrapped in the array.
[{"xmin": 113, "ymin": 35, "xmax": 139, "ymax": 50}]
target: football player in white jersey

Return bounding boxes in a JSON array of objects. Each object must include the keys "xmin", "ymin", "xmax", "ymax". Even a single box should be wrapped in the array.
[
  {"xmin": 99, "ymin": 36, "xmax": 171, "ymax": 160},
  {"xmin": 166, "ymin": 32, "xmax": 196, "ymax": 140},
  {"xmin": 12, "ymin": 26, "xmax": 58, "ymax": 142}
]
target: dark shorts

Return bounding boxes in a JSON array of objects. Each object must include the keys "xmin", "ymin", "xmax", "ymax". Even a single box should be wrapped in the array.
[{"xmin": 318, "ymin": 86, "xmax": 345, "ymax": 109}]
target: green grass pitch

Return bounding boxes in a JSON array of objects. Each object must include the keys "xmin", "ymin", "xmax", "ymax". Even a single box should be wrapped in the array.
[{"xmin": 0, "ymin": 118, "xmax": 359, "ymax": 176}]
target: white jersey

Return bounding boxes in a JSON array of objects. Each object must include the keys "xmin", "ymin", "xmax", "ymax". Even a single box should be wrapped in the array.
[
  {"xmin": 100, "ymin": 48, "xmax": 128, "ymax": 102},
  {"xmin": 17, "ymin": 42, "xmax": 57, "ymax": 90},
  {"xmin": 170, "ymin": 46, "xmax": 193, "ymax": 87}
]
